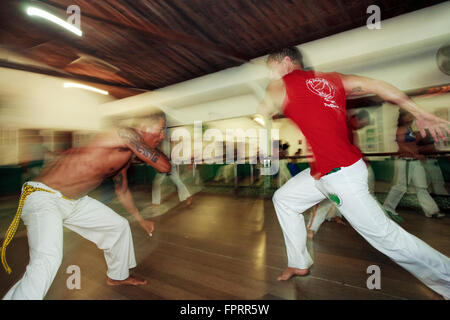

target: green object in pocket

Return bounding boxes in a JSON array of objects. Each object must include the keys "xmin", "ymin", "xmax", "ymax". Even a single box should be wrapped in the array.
[{"xmin": 329, "ymin": 194, "xmax": 342, "ymax": 206}]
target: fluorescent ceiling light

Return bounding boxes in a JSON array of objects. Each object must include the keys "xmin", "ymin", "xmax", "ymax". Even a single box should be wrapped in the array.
[
  {"xmin": 26, "ymin": 6, "xmax": 82, "ymax": 37},
  {"xmin": 252, "ymin": 116, "xmax": 265, "ymax": 127},
  {"xmin": 64, "ymin": 82, "xmax": 109, "ymax": 95}
]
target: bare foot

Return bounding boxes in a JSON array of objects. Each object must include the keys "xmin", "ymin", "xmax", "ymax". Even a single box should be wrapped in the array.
[
  {"xmin": 307, "ymin": 230, "xmax": 315, "ymax": 239},
  {"xmin": 106, "ymin": 275, "xmax": 148, "ymax": 286},
  {"xmin": 185, "ymin": 197, "xmax": 193, "ymax": 207},
  {"xmin": 277, "ymin": 267, "xmax": 309, "ymax": 281}
]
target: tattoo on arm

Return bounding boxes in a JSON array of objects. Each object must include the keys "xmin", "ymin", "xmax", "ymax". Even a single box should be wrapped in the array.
[
  {"xmin": 351, "ymin": 86, "xmax": 364, "ymax": 93},
  {"xmin": 119, "ymin": 128, "xmax": 161, "ymax": 163},
  {"xmin": 348, "ymin": 85, "xmax": 371, "ymax": 97},
  {"xmin": 113, "ymin": 172, "xmax": 124, "ymax": 190}
]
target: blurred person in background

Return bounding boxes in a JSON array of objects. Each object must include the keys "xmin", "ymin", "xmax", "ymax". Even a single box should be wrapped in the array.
[
  {"xmin": 278, "ymin": 141, "xmax": 292, "ymax": 187},
  {"xmin": 383, "ymin": 111, "xmax": 445, "ymax": 219},
  {"xmin": 416, "ymin": 130, "xmax": 449, "ymax": 196},
  {"xmin": 287, "ymin": 148, "xmax": 302, "ymax": 177},
  {"xmin": 150, "ymin": 138, "xmax": 193, "ymax": 208}
]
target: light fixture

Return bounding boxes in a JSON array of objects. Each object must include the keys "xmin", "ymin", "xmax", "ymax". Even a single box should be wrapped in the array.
[
  {"xmin": 252, "ymin": 115, "xmax": 265, "ymax": 127},
  {"xmin": 64, "ymin": 82, "xmax": 109, "ymax": 95},
  {"xmin": 26, "ymin": 6, "xmax": 82, "ymax": 37}
]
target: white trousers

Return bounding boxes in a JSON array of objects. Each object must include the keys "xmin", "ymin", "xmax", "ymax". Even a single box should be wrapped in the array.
[
  {"xmin": 152, "ymin": 166, "xmax": 191, "ymax": 205},
  {"xmin": 307, "ymin": 200, "xmax": 340, "ymax": 233},
  {"xmin": 272, "ymin": 158, "xmax": 450, "ymax": 298},
  {"xmin": 3, "ymin": 181, "xmax": 137, "ymax": 300},
  {"xmin": 383, "ymin": 159, "xmax": 440, "ymax": 216},
  {"xmin": 424, "ymin": 158, "xmax": 449, "ymax": 196},
  {"xmin": 308, "ymin": 164, "xmax": 375, "ymax": 233}
]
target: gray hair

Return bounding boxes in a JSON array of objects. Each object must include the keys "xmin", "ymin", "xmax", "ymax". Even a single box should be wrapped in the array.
[{"xmin": 132, "ymin": 112, "xmax": 166, "ymax": 129}]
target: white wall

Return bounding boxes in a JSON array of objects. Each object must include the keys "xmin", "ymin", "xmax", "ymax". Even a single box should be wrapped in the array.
[
  {"xmin": 0, "ymin": 67, "xmax": 115, "ymax": 165},
  {"xmin": 170, "ymin": 94, "xmax": 260, "ymax": 124},
  {"xmin": 0, "ymin": 67, "xmax": 114, "ymax": 130}
]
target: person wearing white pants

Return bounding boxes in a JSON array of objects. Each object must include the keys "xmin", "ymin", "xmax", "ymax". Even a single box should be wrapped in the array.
[
  {"xmin": 1, "ymin": 112, "xmax": 171, "ymax": 299},
  {"xmin": 152, "ymin": 165, "xmax": 191, "ymax": 205},
  {"xmin": 307, "ymin": 199, "xmax": 343, "ymax": 236},
  {"xmin": 307, "ymin": 199, "xmax": 340, "ymax": 236},
  {"xmin": 307, "ymin": 109, "xmax": 381, "ymax": 236},
  {"xmin": 3, "ymin": 182, "xmax": 136, "ymax": 300},
  {"xmin": 307, "ymin": 162, "xmax": 377, "ymax": 236},
  {"xmin": 424, "ymin": 158, "xmax": 449, "ymax": 196},
  {"xmin": 258, "ymin": 46, "xmax": 450, "ymax": 298},
  {"xmin": 307, "ymin": 160, "xmax": 403, "ymax": 238},
  {"xmin": 383, "ymin": 111, "xmax": 444, "ymax": 219},
  {"xmin": 384, "ymin": 158, "xmax": 442, "ymax": 218},
  {"xmin": 273, "ymin": 158, "xmax": 450, "ymax": 298},
  {"xmin": 416, "ymin": 131, "xmax": 449, "ymax": 196}
]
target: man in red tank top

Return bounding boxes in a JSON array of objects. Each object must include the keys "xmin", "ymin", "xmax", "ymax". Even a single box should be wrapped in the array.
[{"xmin": 257, "ymin": 47, "xmax": 450, "ymax": 298}]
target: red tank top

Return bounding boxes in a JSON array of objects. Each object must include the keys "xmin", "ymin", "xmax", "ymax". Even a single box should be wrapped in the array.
[{"xmin": 282, "ymin": 70, "xmax": 362, "ymax": 179}]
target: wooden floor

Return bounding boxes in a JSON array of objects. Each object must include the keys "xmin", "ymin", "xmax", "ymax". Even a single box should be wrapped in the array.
[{"xmin": 0, "ymin": 192, "xmax": 449, "ymax": 300}]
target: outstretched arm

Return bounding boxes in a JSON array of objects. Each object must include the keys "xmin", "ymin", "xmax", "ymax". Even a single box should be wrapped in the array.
[
  {"xmin": 256, "ymin": 79, "xmax": 286, "ymax": 122},
  {"xmin": 340, "ymin": 74, "xmax": 450, "ymax": 142},
  {"xmin": 113, "ymin": 162, "xmax": 155, "ymax": 236},
  {"xmin": 118, "ymin": 128, "xmax": 171, "ymax": 173}
]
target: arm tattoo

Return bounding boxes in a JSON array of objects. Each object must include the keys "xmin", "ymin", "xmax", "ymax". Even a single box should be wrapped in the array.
[
  {"xmin": 351, "ymin": 86, "xmax": 364, "ymax": 93},
  {"xmin": 119, "ymin": 128, "xmax": 161, "ymax": 163},
  {"xmin": 113, "ymin": 172, "xmax": 124, "ymax": 189}
]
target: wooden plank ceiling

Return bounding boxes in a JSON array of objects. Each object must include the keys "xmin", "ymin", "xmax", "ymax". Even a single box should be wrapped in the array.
[{"xmin": 0, "ymin": 0, "xmax": 445, "ymax": 98}]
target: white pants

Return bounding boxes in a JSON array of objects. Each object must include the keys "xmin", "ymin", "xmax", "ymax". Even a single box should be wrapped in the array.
[
  {"xmin": 273, "ymin": 158, "xmax": 450, "ymax": 298},
  {"xmin": 152, "ymin": 166, "xmax": 191, "ymax": 205},
  {"xmin": 3, "ymin": 181, "xmax": 137, "ymax": 300},
  {"xmin": 383, "ymin": 159, "xmax": 440, "ymax": 216},
  {"xmin": 424, "ymin": 158, "xmax": 449, "ymax": 196},
  {"xmin": 308, "ymin": 164, "xmax": 375, "ymax": 233},
  {"xmin": 307, "ymin": 200, "xmax": 340, "ymax": 233}
]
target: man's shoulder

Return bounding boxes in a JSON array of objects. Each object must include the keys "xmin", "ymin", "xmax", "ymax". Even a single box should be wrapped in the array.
[
  {"xmin": 285, "ymin": 69, "xmax": 342, "ymax": 84},
  {"xmin": 312, "ymin": 70, "xmax": 342, "ymax": 80},
  {"xmin": 268, "ymin": 78, "xmax": 285, "ymax": 89}
]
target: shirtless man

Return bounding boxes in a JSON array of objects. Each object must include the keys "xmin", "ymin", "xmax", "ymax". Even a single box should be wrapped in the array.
[
  {"xmin": 257, "ymin": 47, "xmax": 450, "ymax": 298},
  {"xmin": 1, "ymin": 112, "xmax": 170, "ymax": 300}
]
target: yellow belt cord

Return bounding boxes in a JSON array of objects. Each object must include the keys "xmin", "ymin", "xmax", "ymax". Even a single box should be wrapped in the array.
[{"xmin": 0, "ymin": 184, "xmax": 70, "ymax": 274}]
